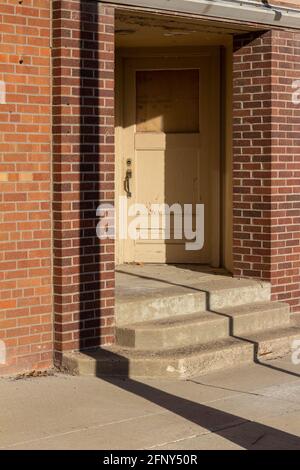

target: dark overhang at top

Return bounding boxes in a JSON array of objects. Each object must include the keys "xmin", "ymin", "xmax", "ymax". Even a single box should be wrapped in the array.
[{"xmin": 101, "ymin": 0, "xmax": 300, "ymax": 30}]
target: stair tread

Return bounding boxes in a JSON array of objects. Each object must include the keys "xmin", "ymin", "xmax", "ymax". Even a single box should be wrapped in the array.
[
  {"xmin": 117, "ymin": 300, "xmax": 290, "ymax": 333},
  {"xmin": 215, "ymin": 301, "xmax": 289, "ymax": 316},
  {"xmin": 116, "ymin": 286, "xmax": 205, "ymax": 305},
  {"xmin": 191, "ymin": 277, "xmax": 270, "ymax": 292},
  {"xmin": 67, "ymin": 336, "xmax": 252, "ymax": 362},
  {"xmin": 77, "ymin": 326, "xmax": 300, "ymax": 360},
  {"xmin": 118, "ymin": 311, "xmax": 226, "ymax": 330}
]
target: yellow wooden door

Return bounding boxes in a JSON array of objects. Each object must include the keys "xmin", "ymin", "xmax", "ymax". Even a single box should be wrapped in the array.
[{"xmin": 119, "ymin": 52, "xmax": 220, "ymax": 265}]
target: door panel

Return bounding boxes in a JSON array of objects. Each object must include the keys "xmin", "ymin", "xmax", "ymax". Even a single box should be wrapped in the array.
[
  {"xmin": 136, "ymin": 69, "xmax": 199, "ymax": 133},
  {"xmin": 119, "ymin": 52, "xmax": 220, "ymax": 265}
]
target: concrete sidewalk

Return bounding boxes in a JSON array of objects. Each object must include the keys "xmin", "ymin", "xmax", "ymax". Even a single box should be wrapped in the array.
[{"xmin": 1, "ymin": 355, "xmax": 300, "ymax": 450}]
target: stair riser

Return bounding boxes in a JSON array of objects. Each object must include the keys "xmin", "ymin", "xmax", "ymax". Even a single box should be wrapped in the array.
[
  {"xmin": 209, "ymin": 285, "xmax": 271, "ymax": 310},
  {"xmin": 231, "ymin": 307, "xmax": 291, "ymax": 336},
  {"xmin": 116, "ymin": 292, "xmax": 206, "ymax": 326},
  {"xmin": 116, "ymin": 318, "xmax": 229, "ymax": 350},
  {"xmin": 176, "ymin": 344, "xmax": 254, "ymax": 379},
  {"xmin": 61, "ymin": 328, "xmax": 299, "ymax": 378},
  {"xmin": 116, "ymin": 285, "xmax": 271, "ymax": 326},
  {"xmin": 256, "ymin": 331, "xmax": 300, "ymax": 360}
]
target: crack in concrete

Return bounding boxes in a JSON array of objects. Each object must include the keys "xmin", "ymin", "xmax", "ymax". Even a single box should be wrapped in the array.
[
  {"xmin": 145, "ymin": 419, "xmax": 249, "ymax": 450},
  {"xmin": 251, "ymin": 433, "xmax": 266, "ymax": 446},
  {"xmin": 188, "ymin": 378, "xmax": 300, "ymax": 406},
  {"xmin": 144, "ymin": 407, "xmax": 300, "ymax": 450}
]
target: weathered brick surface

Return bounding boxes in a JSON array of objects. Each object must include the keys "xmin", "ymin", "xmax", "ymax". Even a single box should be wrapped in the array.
[
  {"xmin": 52, "ymin": 1, "xmax": 115, "ymax": 362},
  {"xmin": 233, "ymin": 30, "xmax": 300, "ymax": 312},
  {"xmin": 0, "ymin": 0, "xmax": 52, "ymax": 374}
]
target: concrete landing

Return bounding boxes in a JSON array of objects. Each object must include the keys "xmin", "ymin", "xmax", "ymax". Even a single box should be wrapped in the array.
[
  {"xmin": 116, "ymin": 264, "xmax": 259, "ymax": 301},
  {"xmin": 116, "ymin": 264, "xmax": 231, "ymax": 300}
]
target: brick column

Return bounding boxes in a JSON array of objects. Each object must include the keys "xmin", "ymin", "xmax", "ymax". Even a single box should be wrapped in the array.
[
  {"xmin": 52, "ymin": 1, "xmax": 115, "ymax": 363},
  {"xmin": 233, "ymin": 30, "xmax": 300, "ymax": 312}
]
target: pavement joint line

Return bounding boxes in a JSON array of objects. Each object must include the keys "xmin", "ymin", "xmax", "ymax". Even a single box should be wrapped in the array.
[
  {"xmin": 143, "ymin": 433, "xmax": 201, "ymax": 450},
  {"xmin": 144, "ymin": 405, "xmax": 300, "ymax": 450},
  {"xmin": 0, "ymin": 410, "xmax": 170, "ymax": 450},
  {"xmin": 188, "ymin": 379, "xmax": 265, "ymax": 397},
  {"xmin": 144, "ymin": 418, "xmax": 250, "ymax": 450}
]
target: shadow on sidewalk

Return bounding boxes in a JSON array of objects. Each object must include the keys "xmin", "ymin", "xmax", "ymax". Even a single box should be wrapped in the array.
[{"xmin": 97, "ymin": 363, "xmax": 300, "ymax": 450}]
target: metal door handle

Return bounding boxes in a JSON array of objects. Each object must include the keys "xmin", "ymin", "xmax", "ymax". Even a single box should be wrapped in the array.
[{"xmin": 124, "ymin": 169, "xmax": 132, "ymax": 198}]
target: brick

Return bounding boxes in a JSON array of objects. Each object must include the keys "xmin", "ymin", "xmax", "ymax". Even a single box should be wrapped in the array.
[
  {"xmin": 233, "ymin": 30, "xmax": 300, "ymax": 313},
  {"xmin": 0, "ymin": 0, "xmax": 52, "ymax": 375}
]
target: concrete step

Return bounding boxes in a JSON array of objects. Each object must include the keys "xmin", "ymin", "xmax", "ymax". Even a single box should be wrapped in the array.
[
  {"xmin": 116, "ymin": 287, "xmax": 206, "ymax": 326},
  {"xmin": 116, "ymin": 278, "xmax": 271, "ymax": 326},
  {"xmin": 201, "ymin": 278, "xmax": 271, "ymax": 310},
  {"xmin": 61, "ymin": 324, "xmax": 300, "ymax": 379},
  {"xmin": 243, "ymin": 326, "xmax": 300, "ymax": 361},
  {"xmin": 215, "ymin": 301, "xmax": 290, "ymax": 336},
  {"xmin": 62, "ymin": 337, "xmax": 254, "ymax": 379},
  {"xmin": 291, "ymin": 312, "xmax": 300, "ymax": 327},
  {"xmin": 116, "ymin": 312, "xmax": 229, "ymax": 350}
]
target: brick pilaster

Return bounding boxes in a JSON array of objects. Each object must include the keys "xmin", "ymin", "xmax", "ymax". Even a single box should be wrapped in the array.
[
  {"xmin": 52, "ymin": 0, "xmax": 115, "ymax": 361},
  {"xmin": 233, "ymin": 29, "xmax": 300, "ymax": 312}
]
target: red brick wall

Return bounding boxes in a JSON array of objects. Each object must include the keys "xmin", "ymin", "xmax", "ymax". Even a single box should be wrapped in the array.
[
  {"xmin": 1, "ymin": 1, "xmax": 300, "ymax": 375},
  {"xmin": 233, "ymin": 30, "xmax": 300, "ymax": 312},
  {"xmin": 0, "ymin": 0, "xmax": 52, "ymax": 374},
  {"xmin": 52, "ymin": 1, "xmax": 115, "ymax": 363}
]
